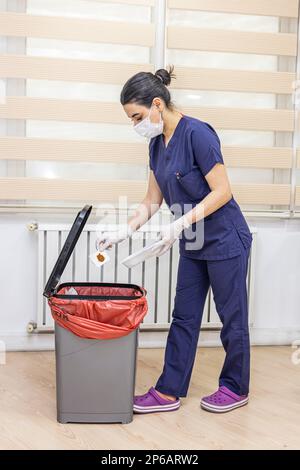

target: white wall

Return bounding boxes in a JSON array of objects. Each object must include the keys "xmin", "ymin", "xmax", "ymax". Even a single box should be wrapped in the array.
[{"xmin": 1, "ymin": 212, "xmax": 300, "ymax": 351}]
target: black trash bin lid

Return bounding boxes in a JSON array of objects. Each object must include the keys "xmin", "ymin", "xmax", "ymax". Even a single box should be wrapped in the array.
[{"xmin": 43, "ymin": 204, "xmax": 92, "ymax": 298}]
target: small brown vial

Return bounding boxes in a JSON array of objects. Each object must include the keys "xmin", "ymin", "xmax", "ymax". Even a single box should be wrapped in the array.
[{"xmin": 96, "ymin": 252, "xmax": 105, "ymax": 262}]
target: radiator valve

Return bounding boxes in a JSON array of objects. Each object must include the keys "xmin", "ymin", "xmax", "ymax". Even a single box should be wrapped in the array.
[
  {"xmin": 27, "ymin": 322, "xmax": 37, "ymax": 334},
  {"xmin": 27, "ymin": 222, "xmax": 38, "ymax": 231}
]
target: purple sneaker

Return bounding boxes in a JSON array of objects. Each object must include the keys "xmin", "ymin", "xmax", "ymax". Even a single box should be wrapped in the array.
[
  {"xmin": 133, "ymin": 387, "xmax": 181, "ymax": 414},
  {"xmin": 200, "ymin": 386, "xmax": 249, "ymax": 413}
]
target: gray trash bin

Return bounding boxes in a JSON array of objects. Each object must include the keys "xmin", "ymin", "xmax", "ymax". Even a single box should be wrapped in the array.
[
  {"xmin": 54, "ymin": 323, "xmax": 138, "ymax": 424},
  {"xmin": 43, "ymin": 205, "xmax": 148, "ymax": 424}
]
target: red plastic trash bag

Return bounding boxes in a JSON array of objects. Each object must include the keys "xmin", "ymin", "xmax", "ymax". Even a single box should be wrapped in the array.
[{"xmin": 47, "ymin": 283, "xmax": 148, "ymax": 340}]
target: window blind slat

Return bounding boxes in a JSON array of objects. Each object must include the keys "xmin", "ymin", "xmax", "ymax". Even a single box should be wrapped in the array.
[
  {"xmin": 0, "ymin": 138, "xmax": 149, "ymax": 165},
  {"xmin": 168, "ymin": 26, "xmax": 297, "ymax": 56},
  {"xmin": 0, "ymin": 178, "xmax": 291, "ymax": 206},
  {"xmin": 170, "ymin": 66, "xmax": 295, "ymax": 95},
  {"xmin": 0, "ymin": 12, "xmax": 155, "ymax": 46},
  {"xmin": 0, "ymin": 138, "xmax": 293, "ymax": 169},
  {"xmin": 168, "ymin": 0, "xmax": 299, "ymax": 19},
  {"xmin": 0, "ymin": 98, "xmax": 294, "ymax": 132},
  {"xmin": 0, "ymin": 54, "xmax": 294, "ymax": 94},
  {"xmin": 0, "ymin": 54, "xmax": 154, "ymax": 84}
]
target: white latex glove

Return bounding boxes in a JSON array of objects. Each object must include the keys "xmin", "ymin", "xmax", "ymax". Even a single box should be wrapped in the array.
[
  {"xmin": 95, "ymin": 224, "xmax": 134, "ymax": 251},
  {"xmin": 151, "ymin": 214, "xmax": 191, "ymax": 257}
]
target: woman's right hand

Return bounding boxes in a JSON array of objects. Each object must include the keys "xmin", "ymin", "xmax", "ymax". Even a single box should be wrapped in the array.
[{"xmin": 95, "ymin": 224, "xmax": 134, "ymax": 251}]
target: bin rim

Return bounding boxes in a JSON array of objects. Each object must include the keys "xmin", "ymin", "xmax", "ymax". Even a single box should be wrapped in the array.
[
  {"xmin": 43, "ymin": 204, "xmax": 92, "ymax": 298},
  {"xmin": 52, "ymin": 281, "xmax": 147, "ymax": 300}
]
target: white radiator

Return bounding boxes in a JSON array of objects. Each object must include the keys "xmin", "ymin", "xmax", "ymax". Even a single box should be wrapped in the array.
[{"xmin": 35, "ymin": 223, "xmax": 256, "ymax": 332}]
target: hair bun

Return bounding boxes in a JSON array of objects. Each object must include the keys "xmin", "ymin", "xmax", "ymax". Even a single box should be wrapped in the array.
[{"xmin": 154, "ymin": 65, "xmax": 175, "ymax": 86}]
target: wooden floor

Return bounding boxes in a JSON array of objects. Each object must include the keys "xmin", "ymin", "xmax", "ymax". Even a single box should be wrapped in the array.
[{"xmin": 0, "ymin": 346, "xmax": 299, "ymax": 450}]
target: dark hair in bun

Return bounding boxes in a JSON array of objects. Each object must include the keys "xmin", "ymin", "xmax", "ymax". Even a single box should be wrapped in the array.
[
  {"xmin": 154, "ymin": 65, "xmax": 175, "ymax": 86},
  {"xmin": 120, "ymin": 64, "xmax": 176, "ymax": 109}
]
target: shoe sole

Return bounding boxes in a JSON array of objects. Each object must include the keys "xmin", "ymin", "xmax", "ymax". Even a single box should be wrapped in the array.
[
  {"xmin": 200, "ymin": 397, "xmax": 249, "ymax": 413},
  {"xmin": 133, "ymin": 401, "xmax": 181, "ymax": 414}
]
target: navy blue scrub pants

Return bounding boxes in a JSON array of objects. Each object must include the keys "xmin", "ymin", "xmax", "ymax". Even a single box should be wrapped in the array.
[{"xmin": 155, "ymin": 244, "xmax": 250, "ymax": 398}]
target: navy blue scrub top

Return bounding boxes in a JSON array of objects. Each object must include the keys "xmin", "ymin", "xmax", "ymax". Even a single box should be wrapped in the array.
[{"xmin": 149, "ymin": 114, "xmax": 252, "ymax": 260}]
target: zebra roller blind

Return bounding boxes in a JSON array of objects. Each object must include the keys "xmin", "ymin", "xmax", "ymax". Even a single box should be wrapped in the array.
[{"xmin": 0, "ymin": 0, "xmax": 299, "ymax": 212}]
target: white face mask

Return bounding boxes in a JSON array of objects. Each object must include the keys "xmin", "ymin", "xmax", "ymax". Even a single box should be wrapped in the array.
[{"xmin": 133, "ymin": 104, "xmax": 164, "ymax": 140}]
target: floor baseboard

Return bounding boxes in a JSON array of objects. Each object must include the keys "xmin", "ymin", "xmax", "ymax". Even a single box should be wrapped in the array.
[{"xmin": 1, "ymin": 327, "xmax": 300, "ymax": 352}]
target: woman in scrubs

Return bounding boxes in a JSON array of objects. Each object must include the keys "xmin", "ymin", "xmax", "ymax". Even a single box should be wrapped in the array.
[{"xmin": 96, "ymin": 66, "xmax": 252, "ymax": 414}]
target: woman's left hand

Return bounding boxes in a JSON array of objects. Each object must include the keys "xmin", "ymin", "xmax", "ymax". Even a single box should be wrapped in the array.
[{"xmin": 151, "ymin": 214, "xmax": 191, "ymax": 257}]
